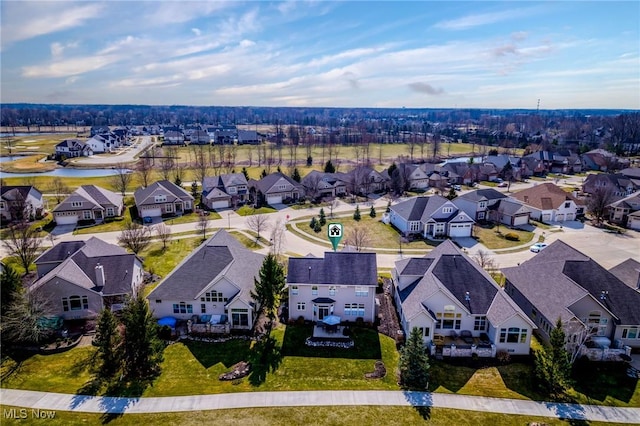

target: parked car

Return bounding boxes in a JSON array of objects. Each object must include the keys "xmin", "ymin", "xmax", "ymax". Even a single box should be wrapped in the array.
[
  {"xmin": 530, "ymin": 242, "xmax": 548, "ymax": 253},
  {"xmin": 453, "ymin": 185, "xmax": 461, "ymax": 191},
  {"xmin": 498, "ymin": 182, "xmax": 508, "ymax": 187}
]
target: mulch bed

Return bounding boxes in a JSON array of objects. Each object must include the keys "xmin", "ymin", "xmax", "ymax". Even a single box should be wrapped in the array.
[{"xmin": 218, "ymin": 361, "xmax": 252, "ymax": 381}]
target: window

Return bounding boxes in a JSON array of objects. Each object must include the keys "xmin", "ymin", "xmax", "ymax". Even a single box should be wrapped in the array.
[
  {"xmin": 71, "ymin": 201, "xmax": 82, "ymax": 207},
  {"xmin": 478, "ymin": 211, "xmax": 485, "ymax": 220},
  {"xmin": 436, "ymin": 306, "xmax": 461, "ymax": 330},
  {"xmin": 201, "ymin": 291, "xmax": 226, "ymax": 302},
  {"xmin": 154, "ymin": 195, "xmax": 167, "ymax": 203},
  {"xmin": 312, "ymin": 286, "xmax": 318, "ymax": 295},
  {"xmin": 500, "ymin": 327, "xmax": 527, "ymax": 343},
  {"xmin": 564, "ymin": 202, "xmax": 571, "ymax": 208},
  {"xmin": 231, "ymin": 308, "xmax": 249, "ymax": 327},
  {"xmin": 416, "ymin": 327, "xmax": 430, "ymax": 337},
  {"xmin": 184, "ymin": 201, "xmax": 191, "ymax": 209},
  {"xmin": 165, "ymin": 203, "xmax": 174, "ymax": 213},
  {"xmin": 409, "ymin": 221, "xmax": 421, "ymax": 232},
  {"xmin": 83, "ymin": 211, "xmax": 92, "ymax": 220},
  {"xmin": 474, "ymin": 316, "xmax": 487, "ymax": 331},
  {"xmin": 291, "ymin": 286, "xmax": 299, "ymax": 295},
  {"xmin": 173, "ymin": 302, "xmax": 193, "ymax": 314},
  {"xmin": 297, "ymin": 302, "xmax": 306, "ymax": 311},
  {"xmin": 106, "ymin": 207, "xmax": 115, "ymax": 216},
  {"xmin": 228, "ymin": 187, "xmax": 237, "ymax": 194},
  {"xmin": 201, "ymin": 304, "xmax": 207, "ymax": 314},
  {"xmin": 155, "ymin": 300, "xmax": 162, "ymax": 303},
  {"xmin": 622, "ymin": 327, "xmax": 638, "ymax": 339},
  {"xmin": 355, "ymin": 287, "xmax": 369, "ymax": 297},
  {"xmin": 0, "ymin": 201, "xmax": 5, "ymax": 209},
  {"xmin": 344, "ymin": 303, "xmax": 365, "ymax": 317},
  {"xmin": 62, "ymin": 295, "xmax": 89, "ymax": 311},
  {"xmin": 278, "ymin": 184, "xmax": 287, "ymax": 190},
  {"xmin": 329, "ymin": 286, "xmax": 336, "ymax": 296},
  {"xmin": 442, "ymin": 207, "xmax": 453, "ymax": 214},
  {"xmin": 478, "ymin": 202, "xmax": 487, "ymax": 209}
]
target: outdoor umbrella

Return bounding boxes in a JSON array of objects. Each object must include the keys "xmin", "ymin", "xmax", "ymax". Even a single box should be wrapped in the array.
[{"xmin": 322, "ymin": 315, "xmax": 341, "ymax": 326}]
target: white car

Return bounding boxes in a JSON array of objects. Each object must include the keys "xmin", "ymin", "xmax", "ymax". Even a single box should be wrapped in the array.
[{"xmin": 530, "ymin": 242, "xmax": 548, "ymax": 253}]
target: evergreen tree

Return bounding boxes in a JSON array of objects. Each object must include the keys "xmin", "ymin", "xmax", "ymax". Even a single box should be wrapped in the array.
[
  {"xmin": 399, "ymin": 327, "xmax": 430, "ymax": 390},
  {"xmin": 93, "ymin": 308, "xmax": 122, "ymax": 378},
  {"xmin": 387, "ymin": 162, "xmax": 397, "ymax": 178},
  {"xmin": 353, "ymin": 205, "xmax": 361, "ymax": 221},
  {"xmin": 291, "ymin": 168, "xmax": 301, "ymax": 182},
  {"xmin": 309, "ymin": 216, "xmax": 318, "ymax": 229},
  {"xmin": 306, "ymin": 156, "xmax": 313, "ymax": 166},
  {"xmin": 277, "ymin": 166, "xmax": 282, "ymax": 173},
  {"xmin": 121, "ymin": 294, "xmax": 164, "ymax": 380},
  {"xmin": 386, "ymin": 201, "xmax": 391, "ymax": 213},
  {"xmin": 534, "ymin": 318, "xmax": 572, "ymax": 396},
  {"xmin": 251, "ymin": 254, "xmax": 286, "ymax": 333},
  {"xmin": 191, "ymin": 181, "xmax": 199, "ymax": 202},
  {"xmin": 319, "ymin": 208, "xmax": 326, "ymax": 226},
  {"xmin": 174, "ymin": 176, "xmax": 182, "ymax": 186},
  {"xmin": 261, "ymin": 169, "xmax": 267, "ymax": 178},
  {"xmin": 369, "ymin": 205, "xmax": 376, "ymax": 218},
  {"xmin": 242, "ymin": 167, "xmax": 249, "ymax": 180},
  {"xmin": 313, "ymin": 220, "xmax": 322, "ymax": 233},
  {"xmin": 324, "ymin": 160, "xmax": 335, "ymax": 173},
  {"xmin": 0, "ymin": 264, "xmax": 22, "ymax": 317},
  {"xmin": 446, "ymin": 187, "xmax": 457, "ymax": 200}
]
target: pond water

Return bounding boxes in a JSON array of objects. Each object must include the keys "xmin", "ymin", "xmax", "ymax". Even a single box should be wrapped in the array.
[
  {"xmin": 440, "ymin": 156, "xmax": 485, "ymax": 165},
  {"xmin": 0, "ymin": 168, "xmax": 132, "ymax": 178}
]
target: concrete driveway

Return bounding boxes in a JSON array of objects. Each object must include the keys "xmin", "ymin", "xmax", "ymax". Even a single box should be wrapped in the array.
[{"xmin": 51, "ymin": 224, "xmax": 76, "ymax": 236}]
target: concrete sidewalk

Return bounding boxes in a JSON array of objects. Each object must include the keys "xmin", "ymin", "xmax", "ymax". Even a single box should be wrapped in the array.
[{"xmin": 1, "ymin": 389, "xmax": 639, "ymax": 422}]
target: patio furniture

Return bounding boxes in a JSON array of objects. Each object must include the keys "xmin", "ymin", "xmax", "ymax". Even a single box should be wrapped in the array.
[
  {"xmin": 460, "ymin": 330, "xmax": 474, "ymax": 344},
  {"xmin": 433, "ymin": 334, "xmax": 445, "ymax": 345},
  {"xmin": 479, "ymin": 333, "xmax": 491, "ymax": 345},
  {"xmin": 449, "ymin": 330, "xmax": 458, "ymax": 339}
]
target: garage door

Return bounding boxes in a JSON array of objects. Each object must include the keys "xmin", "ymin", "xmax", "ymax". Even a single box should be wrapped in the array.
[
  {"xmin": 267, "ymin": 195, "xmax": 283, "ymax": 205},
  {"xmin": 54, "ymin": 214, "xmax": 78, "ymax": 225},
  {"xmin": 449, "ymin": 223, "xmax": 472, "ymax": 237},
  {"xmin": 542, "ymin": 213, "xmax": 551, "ymax": 222},
  {"xmin": 208, "ymin": 200, "xmax": 229, "ymax": 210},
  {"xmin": 513, "ymin": 215, "xmax": 529, "ymax": 226},
  {"xmin": 565, "ymin": 213, "xmax": 574, "ymax": 221},
  {"xmin": 556, "ymin": 214, "xmax": 564, "ymax": 222},
  {"xmin": 141, "ymin": 207, "xmax": 162, "ymax": 218}
]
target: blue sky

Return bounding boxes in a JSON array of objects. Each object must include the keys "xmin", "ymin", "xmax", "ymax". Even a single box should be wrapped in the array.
[{"xmin": 1, "ymin": 1, "xmax": 638, "ymax": 109}]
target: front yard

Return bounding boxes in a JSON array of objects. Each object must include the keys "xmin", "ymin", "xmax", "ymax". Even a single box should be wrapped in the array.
[{"xmin": 473, "ymin": 224, "xmax": 535, "ymax": 249}]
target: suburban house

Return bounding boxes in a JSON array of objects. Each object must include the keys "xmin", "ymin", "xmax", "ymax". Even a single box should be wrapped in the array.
[
  {"xmin": 30, "ymin": 237, "xmax": 144, "ymax": 320},
  {"xmin": 582, "ymin": 174, "xmax": 639, "ymax": 200},
  {"xmin": 342, "ymin": 166, "xmax": 389, "ymax": 195},
  {"xmin": 389, "ymin": 195, "xmax": 475, "ymax": 238},
  {"xmin": 0, "ymin": 185, "xmax": 44, "ymax": 223},
  {"xmin": 201, "ymin": 173, "xmax": 249, "ymax": 209},
  {"xmin": 53, "ymin": 185, "xmax": 123, "ymax": 226},
  {"xmin": 392, "ymin": 240, "xmax": 536, "ymax": 356},
  {"xmin": 147, "ymin": 230, "xmax": 265, "ymax": 330},
  {"xmin": 301, "ymin": 170, "xmax": 347, "ymax": 200},
  {"xmin": 163, "ymin": 130, "xmax": 185, "ymax": 146},
  {"xmin": 86, "ymin": 134, "xmax": 115, "ymax": 153},
  {"xmin": 134, "ymin": 180, "xmax": 194, "ymax": 219},
  {"xmin": 503, "ymin": 240, "xmax": 640, "ymax": 351},
  {"xmin": 607, "ymin": 191, "xmax": 640, "ymax": 228},
  {"xmin": 287, "ymin": 252, "xmax": 378, "ymax": 323},
  {"xmin": 55, "ymin": 139, "xmax": 93, "ymax": 158},
  {"xmin": 511, "ymin": 183, "xmax": 585, "ymax": 222},
  {"xmin": 582, "ymin": 149, "xmax": 621, "ymax": 172},
  {"xmin": 237, "ymin": 130, "xmax": 260, "ymax": 145},
  {"xmin": 609, "ymin": 259, "xmax": 640, "ymax": 292},
  {"xmin": 249, "ymin": 172, "xmax": 305, "ymax": 206},
  {"xmin": 453, "ymin": 189, "xmax": 530, "ymax": 227},
  {"xmin": 619, "ymin": 167, "xmax": 640, "ymax": 181},
  {"xmin": 395, "ymin": 164, "xmax": 430, "ymax": 190},
  {"xmin": 189, "ymin": 129, "xmax": 211, "ymax": 145}
]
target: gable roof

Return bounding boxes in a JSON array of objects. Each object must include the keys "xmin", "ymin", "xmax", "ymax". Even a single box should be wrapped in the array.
[
  {"xmin": 457, "ymin": 188, "xmax": 507, "ymax": 203},
  {"xmin": 0, "ymin": 185, "xmax": 42, "ymax": 201},
  {"xmin": 391, "ymin": 195, "xmax": 456, "ymax": 222},
  {"xmin": 53, "ymin": 185, "xmax": 121, "ymax": 212},
  {"xmin": 251, "ymin": 172, "xmax": 304, "ymax": 194},
  {"xmin": 147, "ymin": 230, "xmax": 264, "ymax": 301},
  {"xmin": 134, "ymin": 180, "xmax": 194, "ymax": 206},
  {"xmin": 609, "ymin": 259, "xmax": 640, "ymax": 291},
  {"xmin": 287, "ymin": 252, "xmax": 377, "ymax": 286},
  {"xmin": 511, "ymin": 183, "xmax": 584, "ymax": 210},
  {"xmin": 35, "ymin": 240, "xmax": 87, "ymax": 265}
]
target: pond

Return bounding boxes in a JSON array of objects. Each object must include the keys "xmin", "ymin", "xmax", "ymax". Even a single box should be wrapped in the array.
[{"xmin": 0, "ymin": 168, "xmax": 132, "ymax": 178}]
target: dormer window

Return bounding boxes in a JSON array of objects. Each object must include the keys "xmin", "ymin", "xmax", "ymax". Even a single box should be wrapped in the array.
[
  {"xmin": 442, "ymin": 207, "xmax": 453, "ymax": 214},
  {"xmin": 155, "ymin": 195, "xmax": 167, "ymax": 203},
  {"xmin": 71, "ymin": 201, "xmax": 82, "ymax": 207},
  {"xmin": 278, "ymin": 184, "xmax": 287, "ymax": 190},
  {"xmin": 479, "ymin": 202, "xmax": 487, "ymax": 209}
]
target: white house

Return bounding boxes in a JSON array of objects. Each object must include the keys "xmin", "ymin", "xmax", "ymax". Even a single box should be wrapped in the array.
[
  {"xmin": 511, "ymin": 183, "xmax": 585, "ymax": 222},
  {"xmin": 389, "ymin": 195, "xmax": 474, "ymax": 238}
]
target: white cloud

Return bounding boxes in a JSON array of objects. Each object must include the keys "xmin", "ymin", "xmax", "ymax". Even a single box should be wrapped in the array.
[
  {"xmin": 192, "ymin": 28, "xmax": 202, "ymax": 36},
  {"xmin": 22, "ymin": 54, "xmax": 121, "ymax": 78},
  {"xmin": 434, "ymin": 8, "xmax": 538, "ymax": 31}
]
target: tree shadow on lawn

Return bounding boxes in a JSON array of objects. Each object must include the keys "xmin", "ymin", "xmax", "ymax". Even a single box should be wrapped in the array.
[
  {"xmin": 571, "ymin": 360, "xmax": 638, "ymax": 405},
  {"xmin": 183, "ymin": 338, "xmax": 252, "ymax": 369},
  {"xmin": 0, "ymin": 348, "xmax": 35, "ymax": 382},
  {"xmin": 427, "ymin": 359, "xmax": 477, "ymax": 393},
  {"xmin": 247, "ymin": 336, "xmax": 283, "ymax": 387},
  {"xmin": 403, "ymin": 391, "xmax": 432, "ymax": 420},
  {"xmin": 497, "ymin": 362, "xmax": 546, "ymax": 401},
  {"xmin": 281, "ymin": 324, "xmax": 381, "ymax": 359}
]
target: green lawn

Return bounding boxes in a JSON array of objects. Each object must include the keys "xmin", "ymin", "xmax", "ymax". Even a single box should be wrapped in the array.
[
  {"xmin": 0, "ymin": 405, "xmax": 603, "ymax": 426},
  {"xmin": 473, "ymin": 224, "xmax": 534, "ymax": 249},
  {"xmin": 235, "ymin": 206, "xmax": 277, "ymax": 216},
  {"xmin": 138, "ymin": 237, "xmax": 203, "ymax": 293}
]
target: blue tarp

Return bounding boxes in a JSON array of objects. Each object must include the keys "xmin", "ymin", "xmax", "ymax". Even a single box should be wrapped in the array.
[{"xmin": 158, "ymin": 316, "xmax": 177, "ymax": 328}]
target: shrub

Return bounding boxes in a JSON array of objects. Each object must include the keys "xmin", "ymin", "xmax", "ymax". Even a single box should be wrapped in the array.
[
  {"xmin": 504, "ymin": 232, "xmax": 520, "ymax": 241},
  {"xmin": 496, "ymin": 349, "xmax": 511, "ymax": 364},
  {"xmin": 296, "ymin": 316, "xmax": 305, "ymax": 325}
]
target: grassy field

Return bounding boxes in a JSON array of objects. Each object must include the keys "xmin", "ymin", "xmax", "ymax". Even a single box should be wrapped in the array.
[
  {"xmin": 473, "ymin": 224, "xmax": 534, "ymax": 249},
  {"xmin": 0, "ymin": 405, "xmax": 608, "ymax": 426}
]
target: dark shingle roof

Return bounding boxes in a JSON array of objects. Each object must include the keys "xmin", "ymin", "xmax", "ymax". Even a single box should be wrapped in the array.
[
  {"xmin": 457, "ymin": 188, "xmax": 507, "ymax": 203},
  {"xmin": 609, "ymin": 259, "xmax": 640, "ymax": 291},
  {"xmin": 35, "ymin": 241, "xmax": 87, "ymax": 264},
  {"xmin": 287, "ymin": 252, "xmax": 377, "ymax": 286}
]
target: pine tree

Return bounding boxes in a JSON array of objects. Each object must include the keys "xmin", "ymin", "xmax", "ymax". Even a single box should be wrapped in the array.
[
  {"xmin": 242, "ymin": 167, "xmax": 249, "ymax": 180},
  {"xmin": 291, "ymin": 168, "xmax": 301, "ymax": 182},
  {"xmin": 324, "ymin": 160, "xmax": 335, "ymax": 173},
  {"xmin": 313, "ymin": 220, "xmax": 322, "ymax": 233},
  {"xmin": 386, "ymin": 201, "xmax": 391, "ymax": 213},
  {"xmin": 309, "ymin": 216, "xmax": 318, "ymax": 230},
  {"xmin": 121, "ymin": 294, "xmax": 164, "ymax": 380},
  {"xmin": 446, "ymin": 187, "xmax": 457, "ymax": 200},
  {"xmin": 319, "ymin": 208, "xmax": 326, "ymax": 226},
  {"xmin": 369, "ymin": 205, "xmax": 376, "ymax": 218},
  {"xmin": 261, "ymin": 169, "xmax": 267, "ymax": 178},
  {"xmin": 399, "ymin": 327, "xmax": 430, "ymax": 390},
  {"xmin": 353, "ymin": 205, "xmax": 361, "ymax": 221},
  {"xmin": 93, "ymin": 308, "xmax": 122, "ymax": 378},
  {"xmin": 0, "ymin": 264, "xmax": 22, "ymax": 317},
  {"xmin": 534, "ymin": 318, "xmax": 572, "ymax": 396},
  {"xmin": 251, "ymin": 254, "xmax": 286, "ymax": 333},
  {"xmin": 306, "ymin": 156, "xmax": 313, "ymax": 166}
]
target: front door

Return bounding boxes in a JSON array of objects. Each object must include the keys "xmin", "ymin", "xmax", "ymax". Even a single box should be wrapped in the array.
[{"xmin": 318, "ymin": 306, "xmax": 329, "ymax": 320}]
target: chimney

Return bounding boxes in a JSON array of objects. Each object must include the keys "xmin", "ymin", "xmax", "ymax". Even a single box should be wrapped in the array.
[{"xmin": 95, "ymin": 264, "xmax": 105, "ymax": 288}]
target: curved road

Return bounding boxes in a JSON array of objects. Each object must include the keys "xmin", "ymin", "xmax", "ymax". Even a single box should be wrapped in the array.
[{"xmin": 1, "ymin": 388, "xmax": 639, "ymax": 422}]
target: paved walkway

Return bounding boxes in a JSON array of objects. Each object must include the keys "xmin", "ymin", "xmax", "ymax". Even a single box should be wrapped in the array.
[{"xmin": 1, "ymin": 389, "xmax": 638, "ymax": 422}]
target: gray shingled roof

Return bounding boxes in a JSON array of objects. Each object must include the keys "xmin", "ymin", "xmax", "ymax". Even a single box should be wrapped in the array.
[
  {"xmin": 252, "ymin": 172, "xmax": 304, "ymax": 194},
  {"xmin": 147, "ymin": 230, "xmax": 265, "ymax": 301},
  {"xmin": 134, "ymin": 180, "xmax": 194, "ymax": 207},
  {"xmin": 391, "ymin": 195, "xmax": 454, "ymax": 222},
  {"xmin": 457, "ymin": 188, "xmax": 507, "ymax": 203},
  {"xmin": 287, "ymin": 252, "xmax": 377, "ymax": 286},
  {"xmin": 35, "ymin": 241, "xmax": 87, "ymax": 265},
  {"xmin": 609, "ymin": 259, "xmax": 640, "ymax": 291}
]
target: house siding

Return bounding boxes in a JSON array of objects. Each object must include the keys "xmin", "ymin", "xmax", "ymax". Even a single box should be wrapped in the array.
[
  {"xmin": 288, "ymin": 283, "xmax": 376, "ymax": 323},
  {"xmin": 32, "ymin": 278, "xmax": 103, "ymax": 320}
]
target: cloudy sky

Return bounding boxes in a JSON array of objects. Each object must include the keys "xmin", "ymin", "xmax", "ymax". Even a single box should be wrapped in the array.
[{"xmin": 1, "ymin": 1, "xmax": 638, "ymax": 109}]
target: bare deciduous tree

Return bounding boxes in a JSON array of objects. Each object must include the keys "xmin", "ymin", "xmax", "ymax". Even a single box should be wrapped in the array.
[
  {"xmin": 196, "ymin": 213, "xmax": 209, "ymax": 239},
  {"xmin": 269, "ymin": 218, "xmax": 286, "ymax": 259},
  {"xmin": 343, "ymin": 223, "xmax": 372, "ymax": 252},
  {"xmin": 2, "ymin": 290, "xmax": 55, "ymax": 344},
  {"xmin": 154, "ymin": 223, "xmax": 171, "ymax": 250},
  {"xmin": 2, "ymin": 222, "xmax": 43, "ymax": 274},
  {"xmin": 587, "ymin": 187, "xmax": 615, "ymax": 225},
  {"xmin": 563, "ymin": 319, "xmax": 595, "ymax": 365},
  {"xmin": 246, "ymin": 214, "xmax": 271, "ymax": 240},
  {"xmin": 136, "ymin": 157, "xmax": 154, "ymax": 187},
  {"xmin": 110, "ymin": 162, "xmax": 133, "ymax": 197},
  {"xmin": 49, "ymin": 177, "xmax": 69, "ymax": 204},
  {"xmin": 473, "ymin": 249, "xmax": 499, "ymax": 274},
  {"xmin": 159, "ymin": 147, "xmax": 176, "ymax": 181},
  {"xmin": 117, "ymin": 220, "xmax": 152, "ymax": 254}
]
